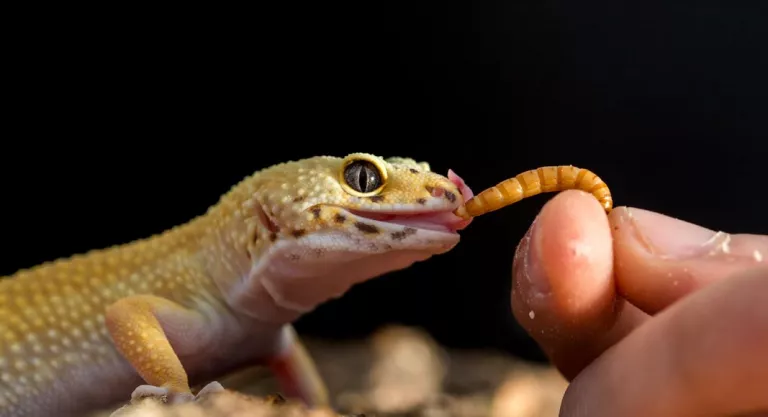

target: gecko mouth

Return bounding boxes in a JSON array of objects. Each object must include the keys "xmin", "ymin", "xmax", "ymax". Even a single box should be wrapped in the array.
[{"xmin": 347, "ymin": 208, "xmax": 471, "ymax": 233}]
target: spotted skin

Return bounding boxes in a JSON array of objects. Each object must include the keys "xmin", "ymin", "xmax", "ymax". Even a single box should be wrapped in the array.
[{"xmin": 0, "ymin": 153, "xmax": 473, "ymax": 417}]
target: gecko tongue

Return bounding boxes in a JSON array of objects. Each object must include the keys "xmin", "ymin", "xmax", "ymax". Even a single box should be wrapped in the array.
[
  {"xmin": 448, "ymin": 169, "xmax": 474, "ymax": 200},
  {"xmin": 447, "ymin": 169, "xmax": 474, "ymax": 230},
  {"xmin": 382, "ymin": 210, "xmax": 468, "ymax": 232}
]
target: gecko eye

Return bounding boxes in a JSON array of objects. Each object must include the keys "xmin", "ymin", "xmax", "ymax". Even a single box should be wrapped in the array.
[
  {"xmin": 339, "ymin": 153, "xmax": 389, "ymax": 197},
  {"xmin": 343, "ymin": 160, "xmax": 383, "ymax": 194}
]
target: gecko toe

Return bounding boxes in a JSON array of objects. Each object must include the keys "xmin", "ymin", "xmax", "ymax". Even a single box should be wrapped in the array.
[
  {"xmin": 195, "ymin": 381, "xmax": 226, "ymax": 398},
  {"xmin": 169, "ymin": 392, "xmax": 196, "ymax": 404},
  {"xmin": 130, "ymin": 384, "xmax": 168, "ymax": 401},
  {"xmin": 130, "ymin": 384, "xmax": 195, "ymax": 404}
]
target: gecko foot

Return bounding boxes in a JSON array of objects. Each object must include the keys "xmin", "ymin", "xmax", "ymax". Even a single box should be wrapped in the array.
[{"xmin": 130, "ymin": 381, "xmax": 225, "ymax": 405}]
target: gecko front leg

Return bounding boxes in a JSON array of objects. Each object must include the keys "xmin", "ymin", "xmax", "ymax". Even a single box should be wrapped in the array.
[
  {"xmin": 267, "ymin": 325, "xmax": 330, "ymax": 407},
  {"xmin": 104, "ymin": 294, "xmax": 226, "ymax": 404}
]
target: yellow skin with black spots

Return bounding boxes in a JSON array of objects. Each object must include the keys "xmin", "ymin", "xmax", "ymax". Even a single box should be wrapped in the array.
[{"xmin": 0, "ymin": 153, "xmax": 473, "ymax": 417}]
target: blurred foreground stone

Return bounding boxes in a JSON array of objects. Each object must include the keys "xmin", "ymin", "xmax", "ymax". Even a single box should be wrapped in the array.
[{"xmin": 89, "ymin": 326, "xmax": 567, "ymax": 417}]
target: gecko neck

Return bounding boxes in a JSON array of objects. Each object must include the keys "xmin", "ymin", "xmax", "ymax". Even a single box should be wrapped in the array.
[{"xmin": 189, "ymin": 180, "xmax": 277, "ymax": 317}]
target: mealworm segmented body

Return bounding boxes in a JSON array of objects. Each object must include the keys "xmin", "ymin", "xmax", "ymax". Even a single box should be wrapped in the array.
[{"xmin": 454, "ymin": 165, "xmax": 612, "ymax": 219}]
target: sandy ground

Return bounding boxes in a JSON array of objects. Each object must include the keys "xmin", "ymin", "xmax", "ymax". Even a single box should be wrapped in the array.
[{"xmin": 91, "ymin": 326, "xmax": 568, "ymax": 417}]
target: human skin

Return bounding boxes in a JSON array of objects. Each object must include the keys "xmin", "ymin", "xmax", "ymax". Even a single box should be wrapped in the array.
[{"xmin": 511, "ymin": 190, "xmax": 768, "ymax": 417}]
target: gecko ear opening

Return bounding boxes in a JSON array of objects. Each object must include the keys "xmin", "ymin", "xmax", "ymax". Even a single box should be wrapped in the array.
[{"xmin": 339, "ymin": 153, "xmax": 388, "ymax": 197}]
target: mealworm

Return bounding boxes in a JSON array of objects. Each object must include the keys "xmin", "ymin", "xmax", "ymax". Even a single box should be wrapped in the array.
[{"xmin": 454, "ymin": 165, "xmax": 612, "ymax": 219}]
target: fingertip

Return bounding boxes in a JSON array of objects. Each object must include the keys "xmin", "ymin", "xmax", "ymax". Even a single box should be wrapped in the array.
[
  {"xmin": 512, "ymin": 190, "xmax": 617, "ymax": 338},
  {"xmin": 537, "ymin": 190, "xmax": 615, "ymax": 320}
]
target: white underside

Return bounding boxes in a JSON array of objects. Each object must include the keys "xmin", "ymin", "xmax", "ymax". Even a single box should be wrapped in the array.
[{"xmin": 225, "ymin": 227, "xmax": 460, "ymax": 323}]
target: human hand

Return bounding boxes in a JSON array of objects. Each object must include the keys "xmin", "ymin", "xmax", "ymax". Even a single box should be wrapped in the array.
[{"xmin": 510, "ymin": 190, "xmax": 768, "ymax": 417}]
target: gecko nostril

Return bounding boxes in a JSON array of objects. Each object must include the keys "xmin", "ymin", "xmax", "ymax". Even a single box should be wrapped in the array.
[
  {"xmin": 427, "ymin": 185, "xmax": 457, "ymax": 203},
  {"xmin": 427, "ymin": 185, "xmax": 445, "ymax": 197}
]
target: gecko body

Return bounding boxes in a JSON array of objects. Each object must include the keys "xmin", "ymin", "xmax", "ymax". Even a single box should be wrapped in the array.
[{"xmin": 0, "ymin": 153, "xmax": 473, "ymax": 417}]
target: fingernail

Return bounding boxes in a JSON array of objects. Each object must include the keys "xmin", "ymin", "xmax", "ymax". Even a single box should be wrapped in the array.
[{"xmin": 618, "ymin": 207, "xmax": 725, "ymax": 259}]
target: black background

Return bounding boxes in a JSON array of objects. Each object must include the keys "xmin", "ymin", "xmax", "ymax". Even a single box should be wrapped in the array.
[{"xmin": 2, "ymin": 2, "xmax": 766, "ymax": 362}]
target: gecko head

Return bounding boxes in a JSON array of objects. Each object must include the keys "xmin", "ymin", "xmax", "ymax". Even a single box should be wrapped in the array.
[
  {"xmin": 265, "ymin": 152, "xmax": 473, "ymax": 253},
  {"xmin": 225, "ymin": 153, "xmax": 476, "ymax": 321},
  {"xmin": 246, "ymin": 152, "xmax": 475, "ymax": 248}
]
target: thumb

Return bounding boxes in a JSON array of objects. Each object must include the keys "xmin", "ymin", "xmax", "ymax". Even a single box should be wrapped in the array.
[{"xmin": 609, "ymin": 206, "xmax": 768, "ymax": 314}]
